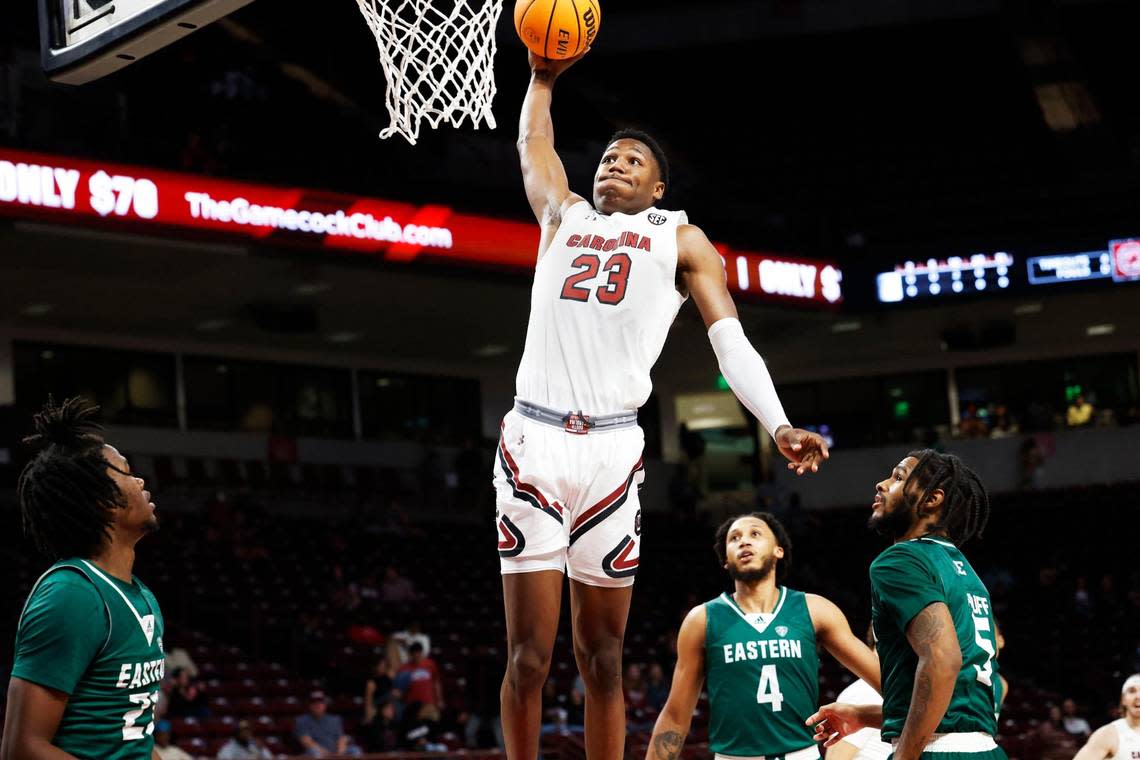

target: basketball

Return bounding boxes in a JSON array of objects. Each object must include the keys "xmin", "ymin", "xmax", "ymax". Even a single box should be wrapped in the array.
[{"xmin": 514, "ymin": 0, "xmax": 601, "ymax": 60}]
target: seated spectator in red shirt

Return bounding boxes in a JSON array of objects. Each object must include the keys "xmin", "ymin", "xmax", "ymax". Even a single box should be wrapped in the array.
[{"xmin": 397, "ymin": 643, "xmax": 443, "ymax": 711}]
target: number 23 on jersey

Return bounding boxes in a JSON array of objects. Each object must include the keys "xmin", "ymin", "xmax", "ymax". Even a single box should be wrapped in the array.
[{"xmin": 560, "ymin": 253, "xmax": 631, "ymax": 305}]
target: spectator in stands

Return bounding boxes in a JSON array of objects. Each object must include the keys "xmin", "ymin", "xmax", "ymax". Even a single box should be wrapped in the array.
[
  {"xmin": 1067, "ymin": 393, "xmax": 1095, "ymax": 427},
  {"xmin": 391, "ymin": 620, "xmax": 431, "ymax": 664},
  {"xmin": 958, "ymin": 403, "xmax": 989, "ymax": 438},
  {"xmin": 1062, "ymin": 698, "xmax": 1093, "ymax": 740},
  {"xmin": 153, "ymin": 720, "xmax": 193, "ymax": 760},
  {"xmin": 402, "ymin": 703, "xmax": 447, "ymax": 751},
  {"xmin": 397, "ymin": 642, "xmax": 443, "ymax": 711},
  {"xmin": 164, "ymin": 645, "xmax": 199, "ymax": 679},
  {"xmin": 623, "ymin": 663, "xmax": 647, "ymax": 714},
  {"xmin": 363, "ymin": 656, "xmax": 401, "ymax": 729},
  {"xmin": 353, "ymin": 571, "xmax": 382, "ymax": 603},
  {"xmin": 645, "ymin": 663, "xmax": 670, "ymax": 714},
  {"xmin": 1019, "ymin": 437, "xmax": 1045, "ymax": 490},
  {"xmin": 381, "ymin": 564, "xmax": 417, "ymax": 603},
  {"xmin": 361, "ymin": 700, "xmax": 402, "ymax": 752},
  {"xmin": 1038, "ymin": 703, "xmax": 1079, "ymax": 759},
  {"xmin": 165, "ymin": 667, "xmax": 208, "ymax": 719},
  {"xmin": 989, "ymin": 405, "xmax": 1018, "ymax": 438},
  {"xmin": 217, "ymin": 719, "xmax": 273, "ymax": 759},
  {"xmin": 295, "ymin": 690, "xmax": 360, "ymax": 757}
]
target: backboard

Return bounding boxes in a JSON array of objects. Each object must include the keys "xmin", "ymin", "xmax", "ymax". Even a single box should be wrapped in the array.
[{"xmin": 38, "ymin": 0, "xmax": 256, "ymax": 85}]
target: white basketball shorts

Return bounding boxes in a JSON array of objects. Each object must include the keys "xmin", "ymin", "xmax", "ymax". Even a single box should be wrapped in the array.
[{"xmin": 492, "ymin": 408, "xmax": 646, "ymax": 588}]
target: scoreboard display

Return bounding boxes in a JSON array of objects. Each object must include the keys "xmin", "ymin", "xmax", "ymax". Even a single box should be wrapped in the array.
[
  {"xmin": 1027, "ymin": 251, "xmax": 1113, "ymax": 285},
  {"xmin": 874, "ymin": 240, "xmax": 1139, "ymax": 305},
  {"xmin": 876, "ymin": 252, "xmax": 1013, "ymax": 303}
]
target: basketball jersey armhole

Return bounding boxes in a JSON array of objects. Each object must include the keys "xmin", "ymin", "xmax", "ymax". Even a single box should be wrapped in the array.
[
  {"xmin": 557, "ymin": 199, "xmax": 590, "ymax": 226},
  {"xmin": 670, "ymin": 213, "xmax": 694, "ymax": 303},
  {"xmin": 537, "ymin": 200, "xmax": 592, "ymax": 263}
]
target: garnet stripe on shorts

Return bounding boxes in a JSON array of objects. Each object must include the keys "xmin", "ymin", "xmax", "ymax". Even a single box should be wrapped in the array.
[
  {"xmin": 569, "ymin": 457, "xmax": 644, "ymax": 546},
  {"xmin": 497, "ymin": 431, "xmax": 564, "ymax": 524}
]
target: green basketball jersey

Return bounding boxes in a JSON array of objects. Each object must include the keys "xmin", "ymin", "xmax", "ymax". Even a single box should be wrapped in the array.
[
  {"xmin": 705, "ymin": 587, "xmax": 820, "ymax": 757},
  {"xmin": 12, "ymin": 559, "xmax": 166, "ymax": 760},
  {"xmin": 870, "ymin": 537, "xmax": 999, "ymax": 741}
]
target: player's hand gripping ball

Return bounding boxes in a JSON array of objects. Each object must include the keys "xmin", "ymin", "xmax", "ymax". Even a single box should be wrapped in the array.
[{"xmin": 514, "ymin": 0, "xmax": 600, "ymax": 60}]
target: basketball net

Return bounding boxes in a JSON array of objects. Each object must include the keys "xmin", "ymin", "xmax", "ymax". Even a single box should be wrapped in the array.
[{"xmin": 355, "ymin": 0, "xmax": 503, "ymax": 144}]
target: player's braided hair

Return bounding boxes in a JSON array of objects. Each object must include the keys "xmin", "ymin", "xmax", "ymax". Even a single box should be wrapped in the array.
[
  {"xmin": 17, "ymin": 396, "xmax": 123, "ymax": 560},
  {"xmin": 608, "ymin": 128, "xmax": 670, "ymax": 194},
  {"xmin": 713, "ymin": 511, "xmax": 793, "ymax": 582},
  {"xmin": 905, "ymin": 449, "xmax": 991, "ymax": 546}
]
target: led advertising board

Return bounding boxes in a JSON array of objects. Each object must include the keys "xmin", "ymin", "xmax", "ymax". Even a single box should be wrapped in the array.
[{"xmin": 0, "ymin": 148, "xmax": 843, "ymax": 306}]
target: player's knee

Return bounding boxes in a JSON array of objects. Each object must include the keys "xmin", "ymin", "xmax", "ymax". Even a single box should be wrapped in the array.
[
  {"xmin": 505, "ymin": 642, "xmax": 551, "ymax": 692},
  {"xmin": 574, "ymin": 638, "xmax": 622, "ymax": 693}
]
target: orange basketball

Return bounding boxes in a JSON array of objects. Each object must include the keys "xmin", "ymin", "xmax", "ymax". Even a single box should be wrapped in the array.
[{"xmin": 514, "ymin": 0, "xmax": 601, "ymax": 61}]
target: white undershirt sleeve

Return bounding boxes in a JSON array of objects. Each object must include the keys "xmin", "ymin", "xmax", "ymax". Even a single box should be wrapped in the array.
[{"xmin": 707, "ymin": 317, "xmax": 791, "ymax": 439}]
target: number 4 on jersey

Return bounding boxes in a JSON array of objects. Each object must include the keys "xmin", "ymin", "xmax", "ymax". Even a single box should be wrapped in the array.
[{"xmin": 756, "ymin": 664, "xmax": 784, "ymax": 712}]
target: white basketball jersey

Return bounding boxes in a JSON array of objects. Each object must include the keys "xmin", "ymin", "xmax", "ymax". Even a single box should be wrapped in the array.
[
  {"xmin": 1113, "ymin": 719, "xmax": 1140, "ymax": 759},
  {"xmin": 515, "ymin": 200, "xmax": 687, "ymax": 414}
]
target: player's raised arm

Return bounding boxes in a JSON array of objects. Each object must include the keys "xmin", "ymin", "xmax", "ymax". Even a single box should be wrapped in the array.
[
  {"xmin": 518, "ymin": 52, "xmax": 586, "ymax": 237},
  {"xmin": 645, "ymin": 606, "xmax": 707, "ymax": 760},
  {"xmin": 1072, "ymin": 724, "xmax": 1119, "ymax": 760},
  {"xmin": 1, "ymin": 677, "xmax": 78, "ymax": 759},
  {"xmin": 677, "ymin": 224, "xmax": 829, "ymax": 475},
  {"xmin": 807, "ymin": 594, "xmax": 881, "ymax": 693}
]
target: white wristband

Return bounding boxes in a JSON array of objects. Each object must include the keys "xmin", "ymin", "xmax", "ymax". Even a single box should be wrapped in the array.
[{"xmin": 707, "ymin": 317, "xmax": 792, "ymax": 439}]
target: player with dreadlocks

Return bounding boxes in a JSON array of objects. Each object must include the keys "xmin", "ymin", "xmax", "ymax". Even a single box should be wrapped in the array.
[
  {"xmin": 806, "ymin": 450, "xmax": 1005, "ymax": 760},
  {"xmin": 2, "ymin": 396, "xmax": 164, "ymax": 760}
]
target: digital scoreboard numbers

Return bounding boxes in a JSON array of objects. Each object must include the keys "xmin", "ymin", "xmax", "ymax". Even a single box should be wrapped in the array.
[{"xmin": 876, "ymin": 252, "xmax": 1013, "ymax": 303}]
